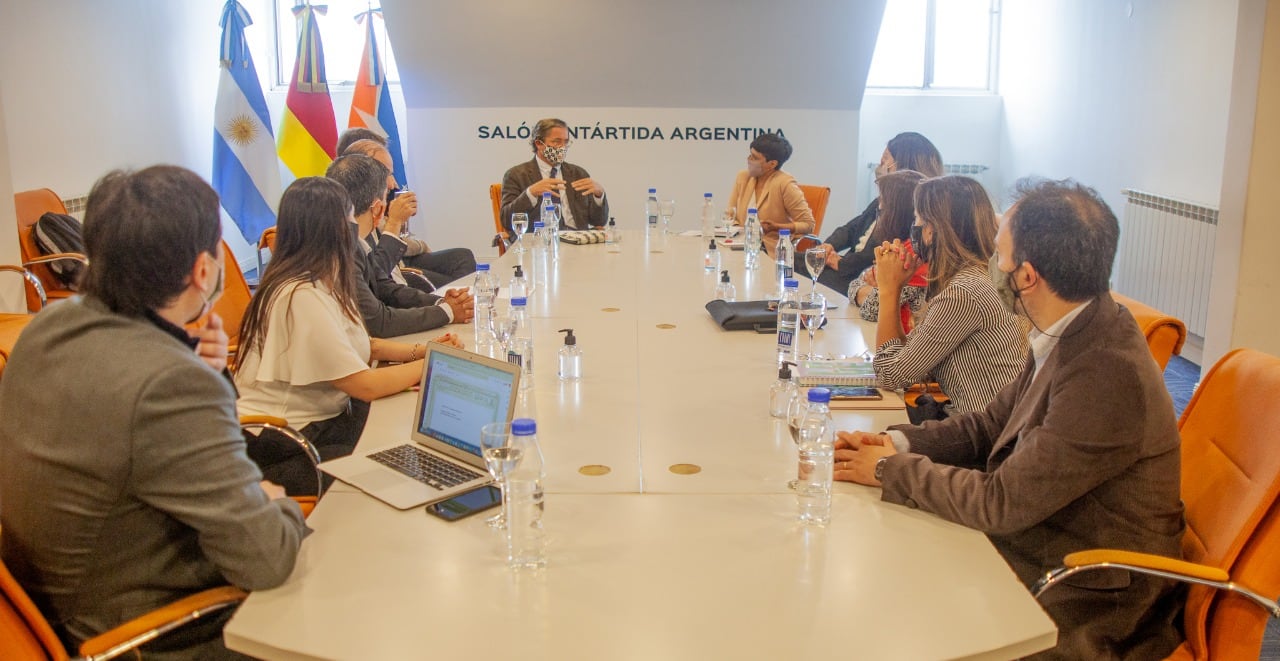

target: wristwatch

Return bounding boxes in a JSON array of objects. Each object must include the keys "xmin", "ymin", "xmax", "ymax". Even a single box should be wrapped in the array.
[{"xmin": 874, "ymin": 457, "xmax": 888, "ymax": 482}]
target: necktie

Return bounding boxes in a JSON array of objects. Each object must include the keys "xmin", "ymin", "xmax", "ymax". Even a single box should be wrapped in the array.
[{"xmin": 549, "ymin": 166, "xmax": 559, "ymax": 180}]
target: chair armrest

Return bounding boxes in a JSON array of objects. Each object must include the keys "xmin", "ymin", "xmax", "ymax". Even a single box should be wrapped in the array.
[
  {"xmin": 23, "ymin": 252, "xmax": 88, "ymax": 267},
  {"xmin": 240, "ymin": 416, "xmax": 324, "ymax": 498},
  {"xmin": 0, "ymin": 265, "xmax": 47, "ymax": 310},
  {"xmin": 1033, "ymin": 548, "xmax": 1279, "ymax": 618},
  {"xmin": 77, "ymin": 586, "xmax": 247, "ymax": 660}
]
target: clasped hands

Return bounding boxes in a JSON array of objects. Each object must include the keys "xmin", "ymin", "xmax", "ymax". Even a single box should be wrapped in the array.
[
  {"xmin": 831, "ymin": 431, "xmax": 898, "ymax": 486},
  {"xmin": 441, "ymin": 288, "xmax": 475, "ymax": 324},
  {"xmin": 872, "ymin": 240, "xmax": 919, "ymax": 292}
]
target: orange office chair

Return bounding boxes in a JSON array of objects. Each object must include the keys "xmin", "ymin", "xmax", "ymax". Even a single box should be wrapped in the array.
[
  {"xmin": 1111, "ymin": 291, "xmax": 1187, "ymax": 371},
  {"xmin": 240, "ymin": 415, "xmax": 323, "ymax": 517},
  {"xmin": 255, "ymin": 226, "xmax": 277, "ymax": 282},
  {"xmin": 206, "ymin": 240, "xmax": 254, "ymax": 370},
  {"xmin": 1033, "ymin": 348, "xmax": 1280, "ymax": 660},
  {"xmin": 13, "ymin": 189, "xmax": 88, "ymax": 313},
  {"xmin": 0, "ymin": 265, "xmax": 46, "ymax": 381},
  {"xmin": 490, "ymin": 183, "xmax": 509, "ymax": 255},
  {"xmin": 795, "ymin": 184, "xmax": 831, "ymax": 252},
  {"xmin": 0, "ymin": 548, "xmax": 247, "ymax": 661}
]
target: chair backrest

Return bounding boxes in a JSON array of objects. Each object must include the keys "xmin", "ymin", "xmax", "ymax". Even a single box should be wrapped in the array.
[
  {"xmin": 489, "ymin": 183, "xmax": 507, "ymax": 255},
  {"xmin": 1112, "ymin": 291, "xmax": 1186, "ymax": 371},
  {"xmin": 1176, "ymin": 348, "xmax": 1280, "ymax": 657},
  {"xmin": 211, "ymin": 240, "xmax": 253, "ymax": 364},
  {"xmin": 256, "ymin": 226, "xmax": 277, "ymax": 279},
  {"xmin": 796, "ymin": 184, "xmax": 831, "ymax": 252},
  {"xmin": 12, "ymin": 189, "xmax": 70, "ymax": 311},
  {"xmin": 0, "ymin": 550, "xmax": 68, "ymax": 661}
]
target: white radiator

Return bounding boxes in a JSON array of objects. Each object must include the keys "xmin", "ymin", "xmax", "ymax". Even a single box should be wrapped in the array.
[
  {"xmin": 861, "ymin": 163, "xmax": 993, "ymax": 209},
  {"xmin": 1113, "ymin": 189, "xmax": 1217, "ymax": 337}
]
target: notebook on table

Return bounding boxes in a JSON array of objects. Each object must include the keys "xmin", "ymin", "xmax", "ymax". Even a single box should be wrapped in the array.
[
  {"xmin": 320, "ymin": 343, "xmax": 520, "ymax": 510},
  {"xmin": 795, "ymin": 359, "xmax": 877, "ymax": 387}
]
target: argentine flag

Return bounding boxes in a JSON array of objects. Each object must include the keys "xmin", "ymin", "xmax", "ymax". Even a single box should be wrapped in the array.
[{"xmin": 214, "ymin": 0, "xmax": 281, "ymax": 246}]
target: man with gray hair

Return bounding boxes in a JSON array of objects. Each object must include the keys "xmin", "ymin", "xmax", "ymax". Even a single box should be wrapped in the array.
[{"xmin": 500, "ymin": 117, "xmax": 608, "ymax": 233}]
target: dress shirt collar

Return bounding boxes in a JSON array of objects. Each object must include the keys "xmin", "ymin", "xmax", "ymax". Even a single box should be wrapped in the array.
[
  {"xmin": 143, "ymin": 307, "xmax": 201, "ymax": 351},
  {"xmin": 1029, "ymin": 300, "xmax": 1091, "ymax": 378}
]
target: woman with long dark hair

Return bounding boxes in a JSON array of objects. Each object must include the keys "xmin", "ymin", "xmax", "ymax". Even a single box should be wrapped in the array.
[
  {"xmin": 808, "ymin": 132, "xmax": 944, "ymax": 293},
  {"xmin": 846, "ymin": 169, "xmax": 928, "ymax": 330},
  {"xmin": 235, "ymin": 177, "xmax": 460, "ymax": 482},
  {"xmin": 867, "ymin": 175, "xmax": 1025, "ymax": 416}
]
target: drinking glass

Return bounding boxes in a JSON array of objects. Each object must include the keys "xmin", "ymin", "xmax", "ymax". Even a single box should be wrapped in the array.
[
  {"xmin": 805, "ymin": 247, "xmax": 826, "ymax": 294},
  {"xmin": 786, "ymin": 393, "xmax": 806, "ymax": 490},
  {"xmin": 480, "ymin": 422, "xmax": 524, "ymax": 529},
  {"xmin": 720, "ymin": 209, "xmax": 736, "ymax": 235},
  {"xmin": 659, "ymin": 199, "xmax": 676, "ymax": 235},
  {"xmin": 511, "ymin": 213, "xmax": 529, "ymax": 253},
  {"xmin": 799, "ymin": 292, "xmax": 827, "ymax": 360}
]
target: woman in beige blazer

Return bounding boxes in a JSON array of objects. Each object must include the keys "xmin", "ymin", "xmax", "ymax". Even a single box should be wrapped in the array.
[{"xmin": 727, "ymin": 133, "xmax": 815, "ymax": 258}]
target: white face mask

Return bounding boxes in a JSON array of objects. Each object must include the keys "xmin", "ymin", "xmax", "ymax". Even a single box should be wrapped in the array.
[{"xmin": 187, "ymin": 253, "xmax": 224, "ymax": 323}]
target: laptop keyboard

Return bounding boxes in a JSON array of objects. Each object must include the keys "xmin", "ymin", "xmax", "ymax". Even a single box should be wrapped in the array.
[{"xmin": 367, "ymin": 445, "xmax": 484, "ymax": 490}]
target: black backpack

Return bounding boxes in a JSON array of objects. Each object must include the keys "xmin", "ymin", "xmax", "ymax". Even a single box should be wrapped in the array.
[{"xmin": 34, "ymin": 212, "xmax": 86, "ymax": 290}]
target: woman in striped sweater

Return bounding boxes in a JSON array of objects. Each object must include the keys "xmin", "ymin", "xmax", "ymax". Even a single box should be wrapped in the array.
[{"xmin": 869, "ymin": 175, "xmax": 1026, "ymax": 415}]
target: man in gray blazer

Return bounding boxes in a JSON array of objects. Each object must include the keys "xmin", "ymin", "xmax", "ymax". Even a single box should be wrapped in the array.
[
  {"xmin": 500, "ymin": 117, "xmax": 608, "ymax": 232},
  {"xmin": 326, "ymin": 154, "xmax": 474, "ymax": 338},
  {"xmin": 834, "ymin": 178, "xmax": 1185, "ymax": 660},
  {"xmin": 0, "ymin": 166, "xmax": 309, "ymax": 659}
]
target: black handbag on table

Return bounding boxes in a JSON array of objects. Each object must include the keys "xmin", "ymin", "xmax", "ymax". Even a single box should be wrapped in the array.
[{"xmin": 705, "ymin": 299, "xmax": 777, "ymax": 332}]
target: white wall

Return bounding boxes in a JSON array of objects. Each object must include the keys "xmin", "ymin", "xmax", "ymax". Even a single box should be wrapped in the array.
[{"xmin": 998, "ymin": 0, "xmax": 1238, "ymax": 215}]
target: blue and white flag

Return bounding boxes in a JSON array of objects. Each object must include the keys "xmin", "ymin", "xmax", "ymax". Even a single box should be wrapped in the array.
[{"xmin": 214, "ymin": 0, "xmax": 281, "ymax": 245}]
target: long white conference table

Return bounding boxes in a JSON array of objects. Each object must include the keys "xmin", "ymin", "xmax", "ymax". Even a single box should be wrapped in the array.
[{"xmin": 225, "ymin": 231, "xmax": 1057, "ymax": 660}]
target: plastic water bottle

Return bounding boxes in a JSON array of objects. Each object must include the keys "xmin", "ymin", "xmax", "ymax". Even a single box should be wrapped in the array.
[
  {"xmin": 797, "ymin": 388, "xmax": 834, "ymax": 525},
  {"xmin": 557, "ymin": 328, "xmax": 581, "ymax": 381},
  {"xmin": 473, "ymin": 263, "xmax": 497, "ymax": 346},
  {"xmin": 769, "ymin": 361, "xmax": 797, "ymax": 418},
  {"xmin": 544, "ymin": 204, "xmax": 561, "ymax": 262},
  {"xmin": 744, "ymin": 207, "xmax": 763, "ymax": 270},
  {"xmin": 701, "ymin": 193, "xmax": 716, "ymax": 237},
  {"xmin": 776, "ymin": 229, "xmax": 795, "ymax": 294},
  {"xmin": 508, "ymin": 297, "xmax": 533, "ymax": 388},
  {"xmin": 703, "ymin": 238, "xmax": 720, "ymax": 273},
  {"xmin": 505, "ymin": 418, "xmax": 546, "ymax": 569},
  {"xmin": 540, "ymin": 192, "xmax": 556, "ymax": 229},
  {"xmin": 509, "ymin": 264, "xmax": 529, "ymax": 302},
  {"xmin": 776, "ymin": 279, "xmax": 800, "ymax": 365},
  {"xmin": 645, "ymin": 188, "xmax": 659, "ymax": 234},
  {"xmin": 714, "ymin": 270, "xmax": 736, "ymax": 302}
]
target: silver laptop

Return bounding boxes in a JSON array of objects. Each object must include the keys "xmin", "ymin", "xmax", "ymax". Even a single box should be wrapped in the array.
[{"xmin": 320, "ymin": 343, "xmax": 520, "ymax": 509}]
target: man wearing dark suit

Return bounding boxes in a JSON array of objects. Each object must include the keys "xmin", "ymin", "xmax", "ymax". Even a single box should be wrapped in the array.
[
  {"xmin": 500, "ymin": 117, "xmax": 608, "ymax": 232},
  {"xmin": 326, "ymin": 154, "xmax": 474, "ymax": 338},
  {"xmin": 834, "ymin": 178, "xmax": 1185, "ymax": 660}
]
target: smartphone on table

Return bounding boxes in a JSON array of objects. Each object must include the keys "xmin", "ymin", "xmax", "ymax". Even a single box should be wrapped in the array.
[{"xmin": 424, "ymin": 485, "xmax": 502, "ymax": 522}]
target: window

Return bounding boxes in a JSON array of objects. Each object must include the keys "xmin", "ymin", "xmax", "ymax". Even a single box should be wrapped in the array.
[
  {"xmin": 272, "ymin": 0, "xmax": 400, "ymax": 87},
  {"xmin": 866, "ymin": 0, "xmax": 999, "ymax": 91}
]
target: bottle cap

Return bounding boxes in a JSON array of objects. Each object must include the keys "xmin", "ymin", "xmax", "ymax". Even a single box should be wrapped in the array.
[
  {"xmin": 785, "ymin": 278, "xmax": 799, "ymax": 289},
  {"xmin": 648, "ymin": 188, "xmax": 657, "ymax": 194},
  {"xmin": 778, "ymin": 361, "xmax": 793, "ymax": 379},
  {"xmin": 559, "ymin": 328, "xmax": 576, "ymax": 346},
  {"xmin": 512, "ymin": 297, "xmax": 527, "ymax": 306},
  {"xmin": 608, "ymin": 216, "xmax": 616, "ymax": 226},
  {"xmin": 748, "ymin": 207, "xmax": 758, "ymax": 214},
  {"xmin": 704, "ymin": 192, "xmax": 713, "ymax": 198},
  {"xmin": 476, "ymin": 263, "xmax": 490, "ymax": 271},
  {"xmin": 542, "ymin": 192, "xmax": 552, "ymax": 198},
  {"xmin": 779, "ymin": 229, "xmax": 791, "ymax": 236},
  {"xmin": 708, "ymin": 238, "xmax": 717, "ymax": 249},
  {"xmin": 807, "ymin": 387, "xmax": 831, "ymax": 403},
  {"xmin": 512, "ymin": 418, "xmax": 537, "ymax": 435},
  {"xmin": 720, "ymin": 270, "xmax": 730, "ymax": 283},
  {"xmin": 513, "ymin": 264, "xmax": 524, "ymax": 277}
]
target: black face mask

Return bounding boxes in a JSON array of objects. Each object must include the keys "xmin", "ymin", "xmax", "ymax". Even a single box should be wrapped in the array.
[{"xmin": 910, "ymin": 224, "xmax": 932, "ymax": 263}]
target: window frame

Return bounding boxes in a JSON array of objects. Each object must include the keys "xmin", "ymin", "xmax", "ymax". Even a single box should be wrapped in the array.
[
  {"xmin": 866, "ymin": 0, "xmax": 1001, "ymax": 93},
  {"xmin": 269, "ymin": 0, "xmax": 401, "ymax": 90}
]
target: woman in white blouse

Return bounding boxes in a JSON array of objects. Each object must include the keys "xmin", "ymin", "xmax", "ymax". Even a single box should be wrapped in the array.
[
  {"xmin": 235, "ymin": 177, "xmax": 461, "ymax": 484},
  {"xmin": 869, "ymin": 175, "xmax": 1026, "ymax": 416}
]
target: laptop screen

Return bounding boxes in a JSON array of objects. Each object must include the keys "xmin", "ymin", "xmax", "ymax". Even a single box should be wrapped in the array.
[{"xmin": 416, "ymin": 348, "xmax": 518, "ymax": 457}]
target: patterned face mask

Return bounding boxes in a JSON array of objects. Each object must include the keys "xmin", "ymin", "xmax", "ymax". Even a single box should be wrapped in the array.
[{"xmin": 541, "ymin": 144, "xmax": 568, "ymax": 166}]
